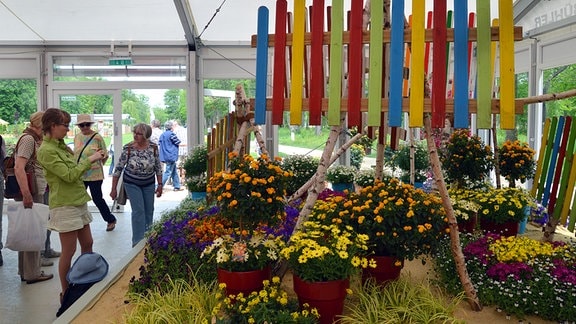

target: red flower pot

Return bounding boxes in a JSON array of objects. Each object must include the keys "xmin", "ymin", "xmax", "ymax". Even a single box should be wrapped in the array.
[
  {"xmin": 362, "ymin": 255, "xmax": 404, "ymax": 286},
  {"xmin": 217, "ymin": 266, "xmax": 271, "ymax": 297},
  {"xmin": 293, "ymin": 275, "xmax": 349, "ymax": 324}
]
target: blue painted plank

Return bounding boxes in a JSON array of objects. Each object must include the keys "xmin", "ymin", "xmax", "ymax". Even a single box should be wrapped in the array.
[{"xmin": 255, "ymin": 6, "xmax": 269, "ymax": 125}]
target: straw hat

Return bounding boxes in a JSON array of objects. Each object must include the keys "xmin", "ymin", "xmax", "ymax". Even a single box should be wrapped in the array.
[{"xmin": 76, "ymin": 114, "xmax": 94, "ymax": 125}]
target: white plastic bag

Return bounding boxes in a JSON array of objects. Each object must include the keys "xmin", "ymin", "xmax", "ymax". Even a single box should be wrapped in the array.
[{"xmin": 5, "ymin": 202, "xmax": 49, "ymax": 251}]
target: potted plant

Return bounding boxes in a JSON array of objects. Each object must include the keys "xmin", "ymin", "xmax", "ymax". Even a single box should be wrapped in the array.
[
  {"xmin": 475, "ymin": 187, "xmax": 535, "ymax": 236},
  {"xmin": 182, "ymin": 144, "xmax": 208, "ymax": 200},
  {"xmin": 326, "ymin": 164, "xmax": 357, "ymax": 192},
  {"xmin": 354, "ymin": 169, "xmax": 376, "ymax": 188},
  {"xmin": 206, "ymin": 152, "xmax": 291, "ymax": 294},
  {"xmin": 346, "ymin": 178, "xmax": 448, "ymax": 284},
  {"xmin": 282, "ymin": 154, "xmax": 319, "ymax": 196},
  {"xmin": 440, "ymin": 129, "xmax": 494, "ymax": 189},
  {"xmin": 207, "ymin": 152, "xmax": 291, "ymax": 231},
  {"xmin": 391, "ymin": 142, "xmax": 429, "ymax": 186},
  {"xmin": 498, "ymin": 139, "xmax": 536, "ymax": 188},
  {"xmin": 448, "ymin": 188, "xmax": 481, "ymax": 233},
  {"xmin": 281, "ymin": 218, "xmax": 370, "ymax": 324},
  {"xmin": 214, "ymin": 276, "xmax": 319, "ymax": 323},
  {"xmin": 201, "ymin": 231, "xmax": 285, "ymax": 296}
]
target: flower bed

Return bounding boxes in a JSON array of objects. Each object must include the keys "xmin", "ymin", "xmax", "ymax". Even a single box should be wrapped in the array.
[{"xmin": 435, "ymin": 233, "xmax": 576, "ymax": 321}]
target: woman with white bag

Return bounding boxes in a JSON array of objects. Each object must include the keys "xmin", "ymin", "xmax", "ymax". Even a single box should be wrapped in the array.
[{"xmin": 37, "ymin": 108, "xmax": 106, "ymax": 302}]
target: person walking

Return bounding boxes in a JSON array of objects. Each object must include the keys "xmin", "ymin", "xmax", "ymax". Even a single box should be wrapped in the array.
[
  {"xmin": 13, "ymin": 111, "xmax": 55, "ymax": 283},
  {"xmin": 110, "ymin": 123, "xmax": 162, "ymax": 247},
  {"xmin": 159, "ymin": 121, "xmax": 181, "ymax": 191},
  {"xmin": 74, "ymin": 114, "xmax": 117, "ymax": 232},
  {"xmin": 150, "ymin": 119, "xmax": 162, "ymax": 146},
  {"xmin": 37, "ymin": 108, "xmax": 106, "ymax": 301}
]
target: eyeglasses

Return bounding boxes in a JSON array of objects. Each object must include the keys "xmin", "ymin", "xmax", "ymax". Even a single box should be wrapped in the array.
[{"xmin": 78, "ymin": 123, "xmax": 92, "ymax": 128}]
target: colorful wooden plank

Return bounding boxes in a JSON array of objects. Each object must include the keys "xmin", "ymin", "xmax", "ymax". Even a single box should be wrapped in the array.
[
  {"xmin": 476, "ymin": 0, "xmax": 491, "ymax": 129},
  {"xmin": 402, "ymin": 15, "xmax": 412, "ymax": 99},
  {"xmin": 424, "ymin": 11, "xmax": 433, "ymax": 76},
  {"xmin": 491, "ymin": 19, "xmax": 498, "ymax": 99},
  {"xmin": 431, "ymin": 0, "xmax": 447, "ymax": 128},
  {"xmin": 453, "ymin": 0, "xmax": 469, "ymax": 128},
  {"xmin": 548, "ymin": 117, "xmax": 571, "ymax": 214},
  {"xmin": 531, "ymin": 118, "xmax": 552, "ymax": 198},
  {"xmin": 290, "ymin": 0, "xmax": 305, "ymax": 125},
  {"xmin": 468, "ymin": 13, "xmax": 475, "ymax": 81},
  {"xmin": 409, "ymin": 0, "xmax": 425, "ymax": 127},
  {"xmin": 499, "ymin": 0, "xmax": 515, "ymax": 129},
  {"xmin": 568, "ymin": 175, "xmax": 576, "ymax": 231},
  {"xmin": 542, "ymin": 117, "xmax": 565, "ymax": 207},
  {"xmin": 561, "ymin": 152, "xmax": 576, "ymax": 227},
  {"xmin": 327, "ymin": 0, "xmax": 344, "ymax": 126},
  {"xmin": 347, "ymin": 0, "xmax": 363, "ymax": 128},
  {"xmin": 389, "ymin": 0, "xmax": 405, "ymax": 127},
  {"xmin": 368, "ymin": 0, "xmax": 383, "ymax": 126},
  {"xmin": 272, "ymin": 0, "xmax": 287, "ymax": 125},
  {"xmin": 309, "ymin": 0, "xmax": 325, "ymax": 125},
  {"xmin": 555, "ymin": 120, "xmax": 576, "ymax": 223},
  {"xmin": 255, "ymin": 6, "xmax": 269, "ymax": 125}
]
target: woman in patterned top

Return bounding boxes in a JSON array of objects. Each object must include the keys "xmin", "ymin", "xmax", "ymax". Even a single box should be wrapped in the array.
[
  {"xmin": 110, "ymin": 123, "xmax": 162, "ymax": 247},
  {"xmin": 74, "ymin": 114, "xmax": 117, "ymax": 232}
]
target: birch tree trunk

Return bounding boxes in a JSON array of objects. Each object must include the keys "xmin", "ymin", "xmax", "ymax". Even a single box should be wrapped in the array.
[
  {"xmin": 292, "ymin": 125, "xmax": 342, "ymax": 234},
  {"xmin": 424, "ymin": 115, "xmax": 482, "ymax": 311},
  {"xmin": 288, "ymin": 132, "xmax": 364, "ymax": 203}
]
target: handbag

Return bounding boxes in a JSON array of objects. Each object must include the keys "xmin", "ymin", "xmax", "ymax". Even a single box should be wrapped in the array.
[
  {"xmin": 116, "ymin": 173, "xmax": 127, "ymax": 206},
  {"xmin": 4, "ymin": 135, "xmax": 36, "ymax": 200},
  {"xmin": 5, "ymin": 201, "xmax": 49, "ymax": 251}
]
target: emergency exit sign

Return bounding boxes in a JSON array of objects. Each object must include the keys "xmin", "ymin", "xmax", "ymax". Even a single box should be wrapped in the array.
[{"xmin": 109, "ymin": 57, "xmax": 133, "ymax": 66}]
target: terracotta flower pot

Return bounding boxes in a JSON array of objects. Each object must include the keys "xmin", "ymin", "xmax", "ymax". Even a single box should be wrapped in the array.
[
  {"xmin": 362, "ymin": 255, "xmax": 404, "ymax": 286},
  {"xmin": 479, "ymin": 219, "xmax": 519, "ymax": 236},
  {"xmin": 458, "ymin": 212, "xmax": 478, "ymax": 233},
  {"xmin": 217, "ymin": 266, "xmax": 271, "ymax": 296},
  {"xmin": 293, "ymin": 275, "xmax": 349, "ymax": 324}
]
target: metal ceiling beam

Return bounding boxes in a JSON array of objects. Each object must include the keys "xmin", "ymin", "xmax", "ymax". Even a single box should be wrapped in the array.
[
  {"xmin": 174, "ymin": 0, "xmax": 200, "ymax": 50},
  {"xmin": 513, "ymin": 0, "xmax": 539, "ymax": 22}
]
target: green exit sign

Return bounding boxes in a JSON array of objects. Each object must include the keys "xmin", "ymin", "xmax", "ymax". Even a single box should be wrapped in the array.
[{"xmin": 109, "ymin": 57, "xmax": 133, "ymax": 66}]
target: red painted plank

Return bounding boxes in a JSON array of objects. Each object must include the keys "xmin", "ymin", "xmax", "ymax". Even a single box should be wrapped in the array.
[
  {"xmin": 347, "ymin": 0, "xmax": 363, "ymax": 128},
  {"xmin": 424, "ymin": 11, "xmax": 433, "ymax": 76},
  {"xmin": 309, "ymin": 0, "xmax": 325, "ymax": 125},
  {"xmin": 272, "ymin": 0, "xmax": 288, "ymax": 125},
  {"xmin": 432, "ymin": 0, "xmax": 447, "ymax": 128}
]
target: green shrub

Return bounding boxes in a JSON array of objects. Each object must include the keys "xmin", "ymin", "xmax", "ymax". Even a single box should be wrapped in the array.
[{"xmin": 350, "ymin": 144, "xmax": 365, "ymax": 169}]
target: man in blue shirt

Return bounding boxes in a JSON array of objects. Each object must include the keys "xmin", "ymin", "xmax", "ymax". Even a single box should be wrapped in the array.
[{"xmin": 158, "ymin": 121, "xmax": 182, "ymax": 191}]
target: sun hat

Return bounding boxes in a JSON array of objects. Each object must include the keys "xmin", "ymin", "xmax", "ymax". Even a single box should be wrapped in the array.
[
  {"xmin": 76, "ymin": 114, "xmax": 94, "ymax": 125},
  {"xmin": 66, "ymin": 252, "xmax": 109, "ymax": 284}
]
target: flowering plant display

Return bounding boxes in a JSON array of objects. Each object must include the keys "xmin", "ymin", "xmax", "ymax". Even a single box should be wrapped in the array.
[
  {"xmin": 435, "ymin": 233, "xmax": 576, "ymax": 321},
  {"xmin": 447, "ymin": 188, "xmax": 480, "ymax": 222},
  {"xmin": 345, "ymin": 179, "xmax": 449, "ymax": 260},
  {"xmin": 282, "ymin": 154, "xmax": 319, "ymax": 196},
  {"xmin": 440, "ymin": 129, "xmax": 494, "ymax": 188},
  {"xmin": 498, "ymin": 140, "xmax": 536, "ymax": 188},
  {"xmin": 186, "ymin": 174, "xmax": 207, "ymax": 192},
  {"xmin": 474, "ymin": 187, "xmax": 534, "ymax": 224},
  {"xmin": 201, "ymin": 231, "xmax": 285, "ymax": 272},
  {"xmin": 280, "ymin": 219, "xmax": 371, "ymax": 282},
  {"xmin": 354, "ymin": 168, "xmax": 376, "ymax": 187},
  {"xmin": 214, "ymin": 276, "xmax": 319, "ymax": 323},
  {"xmin": 207, "ymin": 152, "xmax": 291, "ymax": 230},
  {"xmin": 530, "ymin": 201, "xmax": 549, "ymax": 226},
  {"xmin": 326, "ymin": 164, "xmax": 357, "ymax": 184},
  {"xmin": 391, "ymin": 142, "xmax": 430, "ymax": 183}
]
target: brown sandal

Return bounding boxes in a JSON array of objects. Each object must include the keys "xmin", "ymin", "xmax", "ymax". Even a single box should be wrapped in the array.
[{"xmin": 26, "ymin": 272, "xmax": 54, "ymax": 284}]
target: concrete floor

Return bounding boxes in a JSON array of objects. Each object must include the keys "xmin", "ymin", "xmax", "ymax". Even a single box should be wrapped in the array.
[{"xmin": 0, "ymin": 176, "xmax": 188, "ymax": 324}]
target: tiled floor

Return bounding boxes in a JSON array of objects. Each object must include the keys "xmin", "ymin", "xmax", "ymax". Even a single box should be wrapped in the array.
[{"xmin": 0, "ymin": 177, "xmax": 188, "ymax": 324}]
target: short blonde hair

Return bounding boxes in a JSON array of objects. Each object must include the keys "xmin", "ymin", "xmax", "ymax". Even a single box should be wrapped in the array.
[{"xmin": 29, "ymin": 111, "xmax": 44, "ymax": 128}]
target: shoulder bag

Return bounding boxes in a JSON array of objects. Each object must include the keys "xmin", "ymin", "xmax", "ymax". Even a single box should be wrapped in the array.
[{"xmin": 4, "ymin": 135, "xmax": 36, "ymax": 200}]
